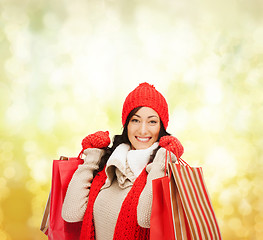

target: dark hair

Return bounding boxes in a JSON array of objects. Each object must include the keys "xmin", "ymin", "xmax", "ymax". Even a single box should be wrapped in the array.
[{"xmin": 93, "ymin": 107, "xmax": 171, "ymax": 178}]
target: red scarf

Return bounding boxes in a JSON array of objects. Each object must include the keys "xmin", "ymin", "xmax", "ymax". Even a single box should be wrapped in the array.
[{"xmin": 80, "ymin": 167, "xmax": 150, "ymax": 240}]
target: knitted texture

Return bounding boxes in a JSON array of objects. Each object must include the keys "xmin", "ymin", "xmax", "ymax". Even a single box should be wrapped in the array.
[
  {"xmin": 82, "ymin": 131, "xmax": 110, "ymax": 149},
  {"xmin": 122, "ymin": 82, "xmax": 169, "ymax": 129},
  {"xmin": 159, "ymin": 135, "xmax": 184, "ymax": 158},
  {"xmin": 113, "ymin": 169, "xmax": 150, "ymax": 240},
  {"xmin": 80, "ymin": 168, "xmax": 149, "ymax": 240},
  {"xmin": 80, "ymin": 168, "xmax": 107, "ymax": 240}
]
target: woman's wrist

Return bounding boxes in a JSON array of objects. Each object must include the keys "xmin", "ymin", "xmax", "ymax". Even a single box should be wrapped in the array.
[
  {"xmin": 83, "ymin": 148, "xmax": 105, "ymax": 165},
  {"xmin": 150, "ymin": 147, "xmax": 177, "ymax": 170}
]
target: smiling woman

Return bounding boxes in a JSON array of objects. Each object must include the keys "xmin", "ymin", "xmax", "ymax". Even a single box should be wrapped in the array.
[
  {"xmin": 128, "ymin": 107, "xmax": 161, "ymax": 150},
  {"xmin": 61, "ymin": 82, "xmax": 183, "ymax": 240}
]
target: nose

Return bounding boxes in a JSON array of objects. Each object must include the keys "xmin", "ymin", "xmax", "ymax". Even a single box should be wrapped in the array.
[{"xmin": 138, "ymin": 122, "xmax": 147, "ymax": 135}]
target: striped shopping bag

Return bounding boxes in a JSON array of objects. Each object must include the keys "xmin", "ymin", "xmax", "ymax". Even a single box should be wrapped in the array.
[{"xmin": 169, "ymin": 162, "xmax": 222, "ymax": 240}]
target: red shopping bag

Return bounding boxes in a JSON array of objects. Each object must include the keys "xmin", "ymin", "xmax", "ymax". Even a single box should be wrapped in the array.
[
  {"xmin": 47, "ymin": 156, "xmax": 83, "ymax": 240},
  {"xmin": 150, "ymin": 150, "xmax": 179, "ymax": 240},
  {"xmin": 150, "ymin": 175, "xmax": 176, "ymax": 240}
]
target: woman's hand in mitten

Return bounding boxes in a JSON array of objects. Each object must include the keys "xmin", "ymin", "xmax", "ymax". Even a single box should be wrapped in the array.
[
  {"xmin": 159, "ymin": 135, "xmax": 184, "ymax": 159},
  {"xmin": 78, "ymin": 131, "xmax": 110, "ymax": 164},
  {"xmin": 81, "ymin": 131, "xmax": 110, "ymax": 150},
  {"xmin": 148, "ymin": 136, "xmax": 183, "ymax": 172}
]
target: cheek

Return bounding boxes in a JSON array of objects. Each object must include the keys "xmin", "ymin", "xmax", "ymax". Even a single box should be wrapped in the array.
[
  {"xmin": 127, "ymin": 124, "xmax": 135, "ymax": 139},
  {"xmin": 152, "ymin": 126, "xmax": 161, "ymax": 140}
]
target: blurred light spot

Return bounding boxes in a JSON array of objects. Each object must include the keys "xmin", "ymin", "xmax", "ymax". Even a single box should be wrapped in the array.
[
  {"xmin": 57, "ymin": 146, "xmax": 74, "ymax": 157},
  {"xmin": 27, "ymin": 215, "xmax": 41, "ymax": 228},
  {"xmin": 221, "ymin": 203, "xmax": 234, "ymax": 216},
  {"xmin": 238, "ymin": 198, "xmax": 252, "ymax": 216},
  {"xmin": 228, "ymin": 217, "xmax": 242, "ymax": 232},
  {"xmin": 23, "ymin": 141, "xmax": 38, "ymax": 153},
  {"xmin": 5, "ymin": 102, "xmax": 29, "ymax": 125},
  {"xmin": 4, "ymin": 57, "xmax": 26, "ymax": 78},
  {"xmin": 233, "ymin": 107, "xmax": 251, "ymax": 131},
  {"xmin": 183, "ymin": 67, "xmax": 198, "ymax": 84},
  {"xmin": 38, "ymin": 107, "xmax": 56, "ymax": 132},
  {"xmin": 237, "ymin": 178, "xmax": 251, "ymax": 197},
  {"xmin": 73, "ymin": 84, "xmax": 93, "ymax": 103},
  {"xmin": 219, "ymin": 187, "xmax": 239, "ymax": 205},
  {"xmin": 169, "ymin": 108, "xmax": 189, "ymax": 132},
  {"xmin": 49, "ymin": 68, "xmax": 67, "ymax": 88},
  {"xmin": 25, "ymin": 180, "xmax": 39, "ymax": 193},
  {"xmin": 3, "ymin": 167, "xmax": 16, "ymax": 179},
  {"xmin": 253, "ymin": 184, "xmax": 263, "ymax": 198},
  {"xmin": 3, "ymin": 21, "xmax": 20, "ymax": 41},
  {"xmin": 205, "ymin": 147, "xmax": 237, "ymax": 178},
  {"xmin": 194, "ymin": 106, "xmax": 225, "ymax": 132},
  {"xmin": 203, "ymin": 81, "xmax": 222, "ymax": 105},
  {"xmin": 0, "ymin": 150, "xmax": 13, "ymax": 163},
  {"xmin": 26, "ymin": 157, "xmax": 50, "ymax": 183},
  {"xmin": 199, "ymin": 55, "xmax": 220, "ymax": 81},
  {"xmin": 61, "ymin": 106, "xmax": 78, "ymax": 123},
  {"xmin": 0, "ymin": 178, "xmax": 7, "ymax": 186}
]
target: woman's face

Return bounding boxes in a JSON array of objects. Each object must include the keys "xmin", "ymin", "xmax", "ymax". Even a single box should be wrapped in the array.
[{"xmin": 127, "ymin": 107, "xmax": 161, "ymax": 150}]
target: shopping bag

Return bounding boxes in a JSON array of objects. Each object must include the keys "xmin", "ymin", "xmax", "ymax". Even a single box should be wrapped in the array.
[
  {"xmin": 169, "ymin": 162, "xmax": 222, "ymax": 240},
  {"xmin": 150, "ymin": 175, "xmax": 176, "ymax": 240},
  {"xmin": 41, "ymin": 156, "xmax": 83, "ymax": 240},
  {"xmin": 150, "ymin": 150, "xmax": 180, "ymax": 240},
  {"xmin": 169, "ymin": 169, "xmax": 192, "ymax": 240}
]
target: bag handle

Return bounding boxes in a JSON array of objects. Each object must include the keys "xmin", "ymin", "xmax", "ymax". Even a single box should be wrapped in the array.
[
  {"xmin": 164, "ymin": 150, "xmax": 173, "ymax": 180},
  {"xmin": 59, "ymin": 156, "xmax": 84, "ymax": 161},
  {"xmin": 164, "ymin": 149, "xmax": 193, "ymax": 174}
]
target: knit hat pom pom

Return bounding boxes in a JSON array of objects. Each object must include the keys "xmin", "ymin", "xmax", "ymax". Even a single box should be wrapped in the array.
[{"xmin": 139, "ymin": 82, "xmax": 155, "ymax": 89}]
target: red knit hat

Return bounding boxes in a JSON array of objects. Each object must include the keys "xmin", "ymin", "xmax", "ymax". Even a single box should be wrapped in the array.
[{"xmin": 122, "ymin": 82, "xmax": 169, "ymax": 129}]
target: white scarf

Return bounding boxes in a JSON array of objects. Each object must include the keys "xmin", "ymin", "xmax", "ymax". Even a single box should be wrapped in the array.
[
  {"xmin": 105, "ymin": 142, "xmax": 159, "ymax": 178},
  {"xmin": 127, "ymin": 142, "xmax": 159, "ymax": 177}
]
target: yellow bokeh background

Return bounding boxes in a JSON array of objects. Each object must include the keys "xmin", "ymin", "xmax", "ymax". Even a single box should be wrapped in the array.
[{"xmin": 0, "ymin": 0, "xmax": 263, "ymax": 239}]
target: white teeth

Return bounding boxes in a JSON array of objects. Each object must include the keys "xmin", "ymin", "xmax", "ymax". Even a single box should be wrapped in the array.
[{"xmin": 136, "ymin": 137, "xmax": 150, "ymax": 142}]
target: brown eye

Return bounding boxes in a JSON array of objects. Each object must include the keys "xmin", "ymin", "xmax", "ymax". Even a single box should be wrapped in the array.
[{"xmin": 131, "ymin": 119, "xmax": 139, "ymax": 123}]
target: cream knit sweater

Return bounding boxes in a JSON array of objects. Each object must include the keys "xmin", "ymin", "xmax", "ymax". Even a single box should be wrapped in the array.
[{"xmin": 62, "ymin": 146, "xmax": 176, "ymax": 240}]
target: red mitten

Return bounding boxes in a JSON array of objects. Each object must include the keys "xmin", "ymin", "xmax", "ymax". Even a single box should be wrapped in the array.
[
  {"xmin": 159, "ymin": 135, "xmax": 184, "ymax": 159},
  {"xmin": 82, "ymin": 131, "xmax": 111, "ymax": 149}
]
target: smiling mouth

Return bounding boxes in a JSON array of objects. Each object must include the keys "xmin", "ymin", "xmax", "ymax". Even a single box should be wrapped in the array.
[{"xmin": 136, "ymin": 137, "xmax": 152, "ymax": 142}]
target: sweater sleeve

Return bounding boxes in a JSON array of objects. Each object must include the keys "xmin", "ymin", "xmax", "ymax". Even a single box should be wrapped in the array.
[
  {"xmin": 137, "ymin": 148, "xmax": 177, "ymax": 228},
  {"xmin": 61, "ymin": 148, "xmax": 104, "ymax": 222}
]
